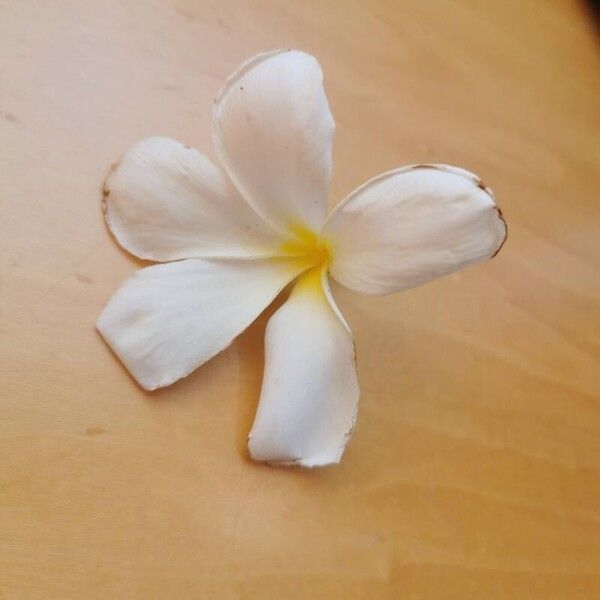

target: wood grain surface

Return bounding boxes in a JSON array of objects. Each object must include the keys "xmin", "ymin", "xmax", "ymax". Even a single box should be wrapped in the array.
[{"xmin": 1, "ymin": 1, "xmax": 599, "ymax": 598}]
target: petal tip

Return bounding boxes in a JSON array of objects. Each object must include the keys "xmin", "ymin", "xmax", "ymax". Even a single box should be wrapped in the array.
[
  {"xmin": 100, "ymin": 158, "xmax": 133, "ymax": 257},
  {"xmin": 101, "ymin": 161, "xmax": 118, "ymax": 218},
  {"xmin": 247, "ymin": 435, "xmax": 350, "ymax": 469},
  {"xmin": 490, "ymin": 205, "xmax": 508, "ymax": 258},
  {"xmin": 212, "ymin": 48, "xmax": 299, "ymax": 109},
  {"xmin": 95, "ymin": 309, "xmax": 109, "ymax": 339},
  {"xmin": 96, "ymin": 300, "xmax": 170, "ymax": 392},
  {"xmin": 472, "ymin": 176, "xmax": 507, "ymax": 259}
]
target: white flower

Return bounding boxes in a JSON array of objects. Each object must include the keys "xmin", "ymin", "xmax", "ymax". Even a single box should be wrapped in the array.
[{"xmin": 97, "ymin": 49, "xmax": 506, "ymax": 467}]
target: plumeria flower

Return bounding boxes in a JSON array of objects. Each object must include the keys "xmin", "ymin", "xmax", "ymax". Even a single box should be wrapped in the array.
[{"xmin": 97, "ymin": 49, "xmax": 506, "ymax": 467}]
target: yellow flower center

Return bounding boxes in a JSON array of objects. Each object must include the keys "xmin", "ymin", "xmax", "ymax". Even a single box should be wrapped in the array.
[
  {"xmin": 280, "ymin": 224, "xmax": 331, "ymax": 296},
  {"xmin": 280, "ymin": 223, "xmax": 331, "ymax": 269}
]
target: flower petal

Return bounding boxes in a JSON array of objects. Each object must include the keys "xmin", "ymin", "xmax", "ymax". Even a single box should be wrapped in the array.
[
  {"xmin": 248, "ymin": 267, "xmax": 359, "ymax": 467},
  {"xmin": 103, "ymin": 137, "xmax": 283, "ymax": 261},
  {"xmin": 322, "ymin": 164, "xmax": 507, "ymax": 295},
  {"xmin": 212, "ymin": 50, "xmax": 334, "ymax": 233},
  {"xmin": 97, "ymin": 258, "xmax": 306, "ymax": 390}
]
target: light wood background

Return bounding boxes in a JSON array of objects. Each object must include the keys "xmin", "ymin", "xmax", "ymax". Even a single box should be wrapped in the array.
[{"xmin": 1, "ymin": 1, "xmax": 599, "ymax": 598}]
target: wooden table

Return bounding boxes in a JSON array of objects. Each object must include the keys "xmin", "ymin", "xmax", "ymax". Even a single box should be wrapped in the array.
[{"xmin": 1, "ymin": 1, "xmax": 599, "ymax": 598}]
